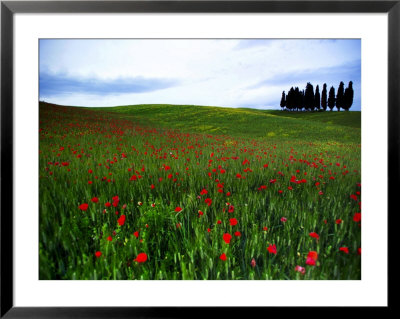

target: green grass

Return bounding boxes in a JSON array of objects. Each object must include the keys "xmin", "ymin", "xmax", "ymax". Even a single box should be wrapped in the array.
[
  {"xmin": 87, "ymin": 104, "xmax": 360, "ymax": 143},
  {"xmin": 39, "ymin": 102, "xmax": 361, "ymax": 280}
]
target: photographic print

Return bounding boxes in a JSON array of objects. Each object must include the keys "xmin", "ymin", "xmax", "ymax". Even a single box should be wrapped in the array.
[{"xmin": 39, "ymin": 39, "xmax": 361, "ymax": 280}]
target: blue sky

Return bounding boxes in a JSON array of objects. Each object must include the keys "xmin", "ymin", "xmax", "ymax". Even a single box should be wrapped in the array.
[{"xmin": 39, "ymin": 39, "xmax": 361, "ymax": 110}]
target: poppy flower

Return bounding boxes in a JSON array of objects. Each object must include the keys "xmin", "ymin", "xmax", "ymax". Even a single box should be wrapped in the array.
[
  {"xmin": 339, "ymin": 247, "xmax": 349, "ymax": 254},
  {"xmin": 95, "ymin": 251, "xmax": 102, "ymax": 258},
  {"xmin": 220, "ymin": 253, "xmax": 227, "ymax": 261},
  {"xmin": 223, "ymin": 233, "xmax": 232, "ymax": 244},
  {"xmin": 91, "ymin": 197, "xmax": 99, "ymax": 203},
  {"xmin": 79, "ymin": 203, "xmax": 89, "ymax": 211},
  {"xmin": 267, "ymin": 244, "xmax": 277, "ymax": 254},
  {"xmin": 353, "ymin": 213, "xmax": 361, "ymax": 222},
  {"xmin": 117, "ymin": 214, "xmax": 126, "ymax": 226},
  {"xmin": 200, "ymin": 189, "xmax": 208, "ymax": 195},
  {"xmin": 357, "ymin": 247, "xmax": 361, "ymax": 255},
  {"xmin": 350, "ymin": 194, "xmax": 358, "ymax": 201},
  {"xmin": 309, "ymin": 232, "xmax": 319, "ymax": 240},
  {"xmin": 105, "ymin": 202, "xmax": 111, "ymax": 207},
  {"xmin": 228, "ymin": 205, "xmax": 234, "ymax": 213},
  {"xmin": 230, "ymin": 218, "xmax": 238, "ymax": 226},
  {"xmin": 107, "ymin": 236, "xmax": 112, "ymax": 241},
  {"xmin": 175, "ymin": 207, "xmax": 182, "ymax": 213},
  {"xmin": 263, "ymin": 226, "xmax": 268, "ymax": 231},
  {"xmin": 234, "ymin": 231, "xmax": 241, "ymax": 237},
  {"xmin": 134, "ymin": 252, "xmax": 148, "ymax": 263},
  {"xmin": 306, "ymin": 251, "xmax": 318, "ymax": 266},
  {"xmin": 133, "ymin": 231, "xmax": 139, "ymax": 238},
  {"xmin": 335, "ymin": 219, "xmax": 342, "ymax": 224},
  {"xmin": 280, "ymin": 217, "xmax": 287, "ymax": 222},
  {"xmin": 251, "ymin": 258, "xmax": 256, "ymax": 268},
  {"xmin": 294, "ymin": 265, "xmax": 306, "ymax": 274}
]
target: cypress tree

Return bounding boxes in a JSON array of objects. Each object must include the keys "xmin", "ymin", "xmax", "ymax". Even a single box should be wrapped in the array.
[
  {"xmin": 314, "ymin": 85, "xmax": 321, "ymax": 111},
  {"xmin": 280, "ymin": 91, "xmax": 286, "ymax": 110},
  {"xmin": 321, "ymin": 83, "xmax": 327, "ymax": 111},
  {"xmin": 336, "ymin": 81, "xmax": 344, "ymax": 111},
  {"xmin": 287, "ymin": 87, "xmax": 295, "ymax": 111},
  {"xmin": 294, "ymin": 87, "xmax": 300, "ymax": 111},
  {"xmin": 343, "ymin": 81, "xmax": 354, "ymax": 111},
  {"xmin": 328, "ymin": 86, "xmax": 336, "ymax": 111},
  {"xmin": 305, "ymin": 82, "xmax": 315, "ymax": 111}
]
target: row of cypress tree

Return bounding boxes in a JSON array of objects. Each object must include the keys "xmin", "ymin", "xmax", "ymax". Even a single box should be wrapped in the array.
[{"xmin": 280, "ymin": 81, "xmax": 354, "ymax": 111}]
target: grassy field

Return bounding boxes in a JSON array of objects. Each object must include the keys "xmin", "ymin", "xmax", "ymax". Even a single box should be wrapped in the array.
[{"xmin": 39, "ymin": 102, "xmax": 361, "ymax": 280}]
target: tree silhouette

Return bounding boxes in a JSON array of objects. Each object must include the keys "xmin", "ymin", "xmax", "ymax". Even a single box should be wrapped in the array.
[
  {"xmin": 304, "ymin": 82, "xmax": 315, "ymax": 111},
  {"xmin": 294, "ymin": 87, "xmax": 301, "ymax": 111},
  {"xmin": 287, "ymin": 87, "xmax": 295, "ymax": 111},
  {"xmin": 336, "ymin": 81, "xmax": 344, "ymax": 111},
  {"xmin": 328, "ymin": 86, "xmax": 336, "ymax": 111},
  {"xmin": 280, "ymin": 91, "xmax": 286, "ymax": 110},
  {"xmin": 300, "ymin": 89, "xmax": 305, "ymax": 111},
  {"xmin": 343, "ymin": 81, "xmax": 354, "ymax": 111},
  {"xmin": 321, "ymin": 83, "xmax": 327, "ymax": 111},
  {"xmin": 314, "ymin": 85, "xmax": 321, "ymax": 111}
]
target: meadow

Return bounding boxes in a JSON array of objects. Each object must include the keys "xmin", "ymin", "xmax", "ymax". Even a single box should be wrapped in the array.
[{"xmin": 39, "ymin": 102, "xmax": 361, "ymax": 280}]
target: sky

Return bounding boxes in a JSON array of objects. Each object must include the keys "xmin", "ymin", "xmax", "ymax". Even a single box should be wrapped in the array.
[{"xmin": 39, "ymin": 39, "xmax": 361, "ymax": 110}]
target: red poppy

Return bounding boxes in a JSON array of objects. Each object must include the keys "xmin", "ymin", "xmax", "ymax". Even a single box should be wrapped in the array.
[
  {"xmin": 133, "ymin": 231, "xmax": 139, "ymax": 238},
  {"xmin": 234, "ymin": 231, "xmax": 241, "ymax": 237},
  {"xmin": 339, "ymin": 247, "xmax": 349, "ymax": 254},
  {"xmin": 91, "ymin": 197, "xmax": 99, "ymax": 203},
  {"xmin": 230, "ymin": 218, "xmax": 238, "ymax": 226},
  {"xmin": 228, "ymin": 205, "xmax": 234, "ymax": 213},
  {"xmin": 306, "ymin": 251, "xmax": 318, "ymax": 266},
  {"xmin": 309, "ymin": 232, "xmax": 319, "ymax": 240},
  {"xmin": 335, "ymin": 219, "xmax": 342, "ymax": 224},
  {"xmin": 280, "ymin": 217, "xmax": 287, "ymax": 222},
  {"xmin": 79, "ymin": 203, "xmax": 89, "ymax": 211},
  {"xmin": 117, "ymin": 214, "xmax": 126, "ymax": 226},
  {"xmin": 95, "ymin": 251, "xmax": 102, "ymax": 258},
  {"xmin": 175, "ymin": 207, "xmax": 182, "ymax": 213},
  {"xmin": 353, "ymin": 213, "xmax": 361, "ymax": 222},
  {"xmin": 200, "ymin": 189, "xmax": 208, "ymax": 195},
  {"xmin": 357, "ymin": 247, "xmax": 361, "ymax": 255},
  {"xmin": 220, "ymin": 253, "xmax": 227, "ymax": 261},
  {"xmin": 350, "ymin": 194, "xmax": 358, "ymax": 201},
  {"xmin": 105, "ymin": 202, "xmax": 111, "ymax": 207},
  {"xmin": 223, "ymin": 233, "xmax": 232, "ymax": 244},
  {"xmin": 251, "ymin": 258, "xmax": 256, "ymax": 268},
  {"xmin": 107, "ymin": 236, "xmax": 112, "ymax": 241},
  {"xmin": 134, "ymin": 252, "xmax": 148, "ymax": 263},
  {"xmin": 267, "ymin": 244, "xmax": 277, "ymax": 254}
]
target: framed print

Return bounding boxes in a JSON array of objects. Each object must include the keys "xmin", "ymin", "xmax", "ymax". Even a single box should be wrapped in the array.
[{"xmin": 1, "ymin": 0, "xmax": 396, "ymax": 317}]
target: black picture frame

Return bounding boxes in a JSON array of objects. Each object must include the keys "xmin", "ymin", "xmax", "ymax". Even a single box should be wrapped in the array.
[{"xmin": 1, "ymin": 0, "xmax": 396, "ymax": 317}]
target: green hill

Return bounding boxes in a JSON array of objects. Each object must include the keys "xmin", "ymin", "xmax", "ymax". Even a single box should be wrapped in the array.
[{"xmin": 40, "ymin": 102, "xmax": 361, "ymax": 143}]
